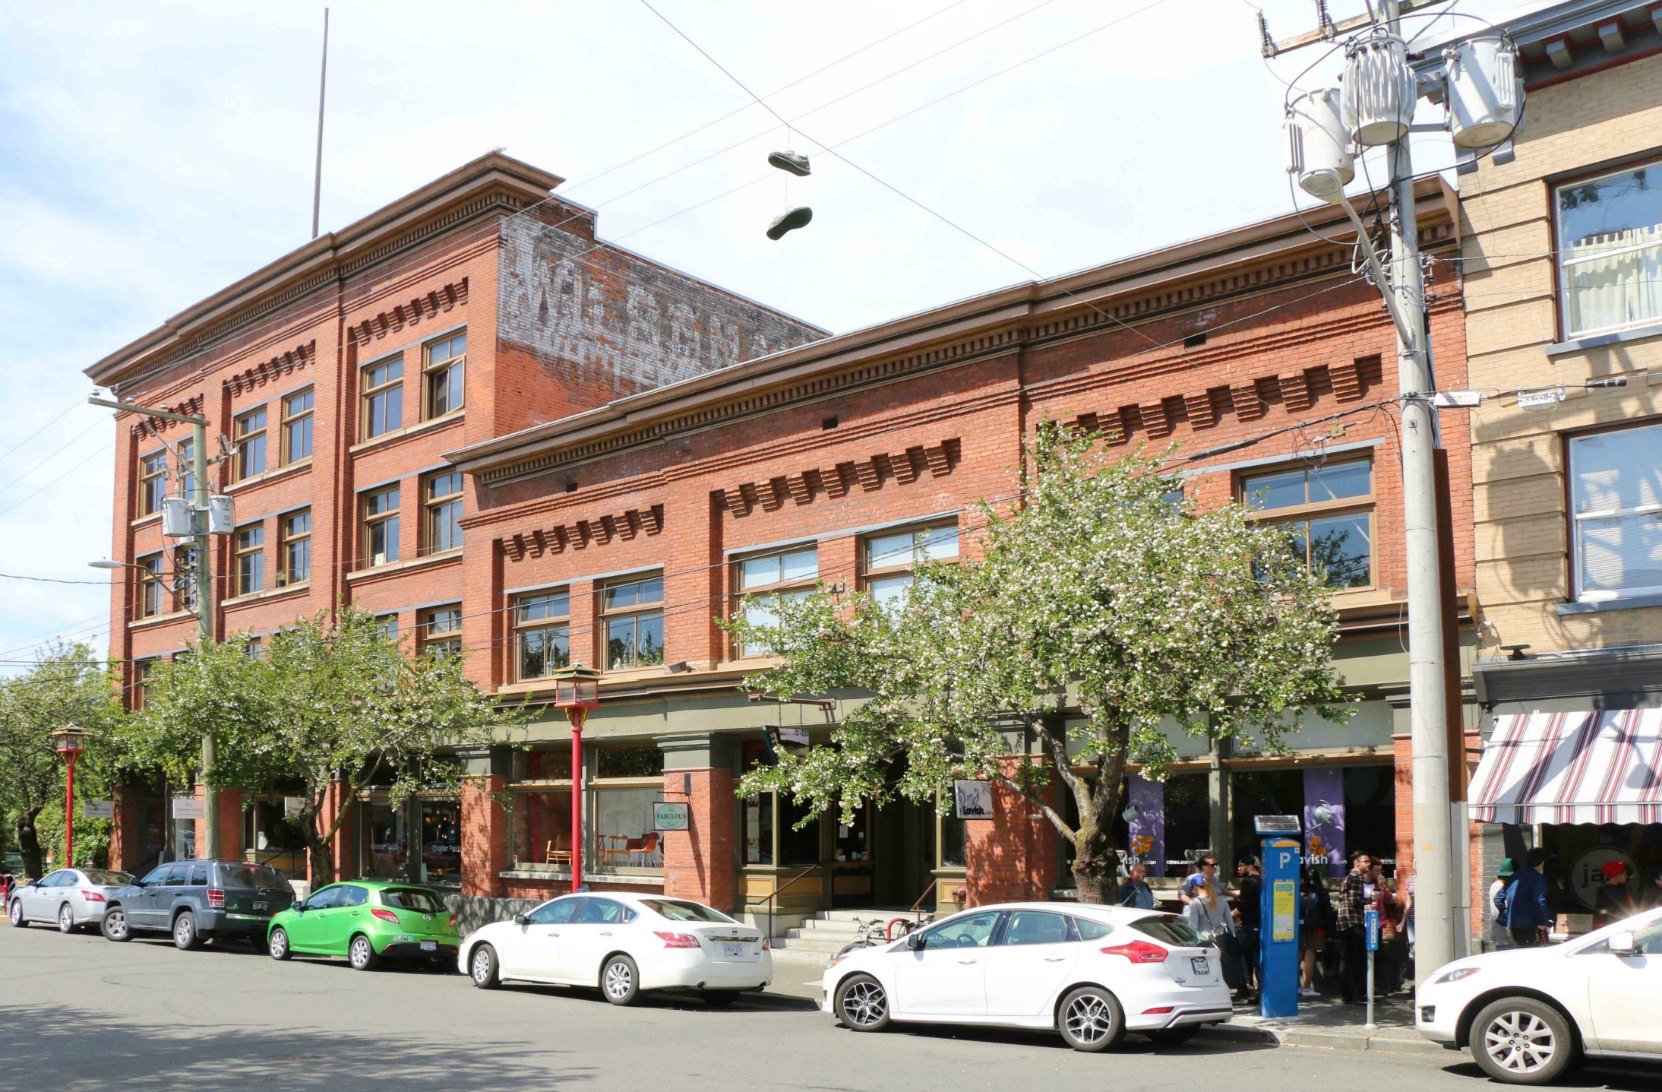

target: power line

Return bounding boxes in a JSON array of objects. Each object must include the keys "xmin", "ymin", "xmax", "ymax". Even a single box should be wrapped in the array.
[
  {"xmin": 0, "ymin": 399, "xmax": 84, "ymax": 465},
  {"xmin": 0, "ymin": 571, "xmax": 112, "ymax": 585},
  {"xmin": 0, "ymin": 439, "xmax": 113, "ymax": 520},
  {"xmin": 0, "ymin": 417, "xmax": 105, "ymax": 498}
]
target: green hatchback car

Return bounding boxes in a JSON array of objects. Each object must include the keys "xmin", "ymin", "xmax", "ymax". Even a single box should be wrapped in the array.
[{"xmin": 266, "ymin": 880, "xmax": 458, "ymax": 971}]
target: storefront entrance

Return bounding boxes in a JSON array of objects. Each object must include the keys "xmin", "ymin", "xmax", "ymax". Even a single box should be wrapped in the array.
[{"xmin": 741, "ymin": 790, "xmax": 943, "ymax": 911}]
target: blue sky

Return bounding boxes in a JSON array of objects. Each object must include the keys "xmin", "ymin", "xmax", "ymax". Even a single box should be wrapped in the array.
[{"xmin": 0, "ymin": 0, "xmax": 1520, "ymax": 669}]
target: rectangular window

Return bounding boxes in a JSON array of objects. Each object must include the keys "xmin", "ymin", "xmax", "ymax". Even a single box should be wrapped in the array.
[
  {"xmin": 423, "ymin": 470, "xmax": 463, "ymax": 555},
  {"xmin": 234, "ymin": 407, "xmax": 267, "ymax": 480},
  {"xmin": 279, "ymin": 509, "xmax": 312, "ymax": 585},
  {"xmin": 423, "ymin": 330, "xmax": 466, "ymax": 419},
  {"xmin": 375, "ymin": 614, "xmax": 399, "ymax": 640},
  {"xmin": 733, "ymin": 543, "xmax": 818, "ymax": 656},
  {"xmin": 1240, "ymin": 458, "xmax": 1374, "ymax": 590},
  {"xmin": 134, "ymin": 658, "xmax": 158, "ymax": 708},
  {"xmin": 602, "ymin": 573, "xmax": 665, "ymax": 671},
  {"xmin": 361, "ymin": 486, "xmax": 401, "ymax": 567},
  {"xmin": 1556, "ymin": 159, "xmax": 1662, "ymax": 339},
  {"xmin": 137, "ymin": 553, "xmax": 164, "ymax": 618},
  {"xmin": 863, "ymin": 523, "xmax": 959, "ymax": 606},
  {"xmin": 234, "ymin": 523, "xmax": 264, "ymax": 596},
  {"xmin": 361, "ymin": 356, "xmax": 403, "ymax": 439},
  {"xmin": 139, "ymin": 451, "xmax": 167, "ymax": 516},
  {"xmin": 1570, "ymin": 421, "xmax": 1662, "ymax": 601},
  {"xmin": 175, "ymin": 545, "xmax": 198, "ymax": 611},
  {"xmin": 515, "ymin": 590, "xmax": 570, "ymax": 680},
  {"xmin": 281, "ymin": 387, "xmax": 314, "ymax": 464},
  {"xmin": 420, "ymin": 605, "xmax": 463, "ymax": 659}
]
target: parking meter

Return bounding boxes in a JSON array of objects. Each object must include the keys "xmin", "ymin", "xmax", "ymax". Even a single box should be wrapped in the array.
[{"xmin": 1258, "ymin": 835, "xmax": 1302, "ymax": 1018}]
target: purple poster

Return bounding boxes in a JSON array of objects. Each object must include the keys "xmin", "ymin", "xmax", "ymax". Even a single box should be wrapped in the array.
[
  {"xmin": 1303, "ymin": 767, "xmax": 1345, "ymax": 877},
  {"xmin": 1127, "ymin": 775, "xmax": 1166, "ymax": 877}
]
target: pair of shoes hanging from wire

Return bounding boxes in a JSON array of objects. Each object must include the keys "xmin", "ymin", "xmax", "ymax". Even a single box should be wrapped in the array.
[{"xmin": 766, "ymin": 149, "xmax": 812, "ymax": 240}]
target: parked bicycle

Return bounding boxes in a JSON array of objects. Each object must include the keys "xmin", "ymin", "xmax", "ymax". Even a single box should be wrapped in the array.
[{"xmin": 831, "ymin": 916, "xmax": 894, "ymax": 962}]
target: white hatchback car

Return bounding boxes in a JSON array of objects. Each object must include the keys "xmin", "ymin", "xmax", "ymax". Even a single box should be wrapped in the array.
[
  {"xmin": 821, "ymin": 901, "xmax": 1232, "ymax": 1052},
  {"xmin": 1417, "ymin": 906, "xmax": 1662, "ymax": 1084},
  {"xmin": 8, "ymin": 868, "xmax": 133, "ymax": 933},
  {"xmin": 459, "ymin": 892, "xmax": 771, "ymax": 1005}
]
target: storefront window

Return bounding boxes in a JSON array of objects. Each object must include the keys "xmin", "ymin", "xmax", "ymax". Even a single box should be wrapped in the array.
[
  {"xmin": 1231, "ymin": 768, "xmax": 1306, "ymax": 858},
  {"xmin": 508, "ymin": 746, "xmax": 575, "ymax": 872},
  {"xmin": 357, "ymin": 797, "xmax": 461, "ymax": 885},
  {"xmin": 594, "ymin": 744, "xmax": 664, "ymax": 872},
  {"xmin": 744, "ymin": 793, "xmax": 774, "ymax": 865},
  {"xmin": 242, "ymin": 797, "xmax": 307, "ymax": 876},
  {"xmin": 1162, "ymin": 773, "xmax": 1210, "ymax": 873},
  {"xmin": 419, "ymin": 800, "xmax": 461, "ymax": 885},
  {"xmin": 1344, "ymin": 765, "xmax": 1395, "ymax": 869},
  {"xmin": 360, "ymin": 800, "xmax": 408, "ymax": 881},
  {"xmin": 779, "ymin": 794, "xmax": 820, "ymax": 866},
  {"xmin": 939, "ymin": 812, "xmax": 966, "ymax": 869}
]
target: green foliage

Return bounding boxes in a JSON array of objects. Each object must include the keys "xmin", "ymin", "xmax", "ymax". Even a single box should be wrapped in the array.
[
  {"xmin": 724, "ymin": 424, "xmax": 1351, "ymax": 899},
  {"xmin": 115, "ymin": 604, "xmax": 520, "ymax": 882}
]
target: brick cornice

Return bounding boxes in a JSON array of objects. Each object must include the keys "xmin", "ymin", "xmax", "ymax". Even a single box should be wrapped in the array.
[
  {"xmin": 222, "ymin": 340, "xmax": 316, "ymax": 397},
  {"xmin": 498, "ymin": 503, "xmax": 665, "ymax": 562},
  {"xmin": 347, "ymin": 277, "xmax": 469, "ymax": 347}
]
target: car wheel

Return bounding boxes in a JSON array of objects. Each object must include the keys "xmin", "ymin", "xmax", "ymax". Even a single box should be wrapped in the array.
[
  {"xmin": 58, "ymin": 903, "xmax": 76, "ymax": 934},
  {"xmin": 9, "ymin": 899, "xmax": 27, "ymax": 928},
  {"xmin": 1057, "ymin": 985, "xmax": 1126, "ymax": 1053},
  {"xmin": 1471, "ymin": 997, "xmax": 1576, "ymax": 1085},
  {"xmin": 469, "ymin": 944, "xmax": 500, "ymax": 989},
  {"xmin": 348, "ymin": 934, "xmax": 379, "ymax": 972},
  {"xmin": 101, "ymin": 906, "xmax": 130, "ymax": 942},
  {"xmin": 700, "ymin": 989, "xmax": 741, "ymax": 1008},
  {"xmin": 268, "ymin": 927, "xmax": 292, "ymax": 961},
  {"xmin": 834, "ymin": 973, "xmax": 890, "ymax": 1032},
  {"xmin": 173, "ymin": 910, "xmax": 202, "ymax": 951},
  {"xmin": 1146, "ymin": 1026, "xmax": 1200, "ymax": 1047},
  {"xmin": 601, "ymin": 954, "xmax": 640, "ymax": 1006}
]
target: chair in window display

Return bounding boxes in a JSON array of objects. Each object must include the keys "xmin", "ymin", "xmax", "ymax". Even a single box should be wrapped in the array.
[
  {"xmin": 602, "ymin": 832, "xmax": 660, "ymax": 869},
  {"xmin": 544, "ymin": 834, "xmax": 572, "ymax": 867}
]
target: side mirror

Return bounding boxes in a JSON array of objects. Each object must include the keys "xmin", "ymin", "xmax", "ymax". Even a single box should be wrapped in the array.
[
  {"xmin": 292, "ymin": 901, "xmax": 305, "ymax": 912},
  {"xmin": 905, "ymin": 931, "xmax": 926, "ymax": 951},
  {"xmin": 512, "ymin": 913, "xmax": 530, "ymax": 927},
  {"xmin": 1609, "ymin": 931, "xmax": 1638, "ymax": 956}
]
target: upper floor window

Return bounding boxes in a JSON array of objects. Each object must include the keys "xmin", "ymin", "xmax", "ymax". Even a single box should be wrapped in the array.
[
  {"xmin": 361, "ymin": 356, "xmax": 403, "ymax": 439},
  {"xmin": 361, "ymin": 486, "xmax": 400, "ymax": 567},
  {"xmin": 234, "ymin": 523, "xmax": 264, "ymax": 596},
  {"xmin": 139, "ymin": 451, "xmax": 167, "ymax": 516},
  {"xmin": 420, "ymin": 605, "xmax": 463, "ymax": 660},
  {"xmin": 1570, "ymin": 421, "xmax": 1662, "ymax": 601},
  {"xmin": 515, "ymin": 590, "xmax": 570, "ymax": 681},
  {"xmin": 424, "ymin": 330, "xmax": 466, "ymax": 418},
  {"xmin": 279, "ymin": 508, "xmax": 312, "ymax": 586},
  {"xmin": 137, "ymin": 553, "xmax": 164, "ymax": 618},
  {"xmin": 234, "ymin": 407, "xmax": 267, "ymax": 480},
  {"xmin": 863, "ymin": 523, "xmax": 959, "ymax": 606},
  {"xmin": 423, "ymin": 470, "xmax": 463, "ymax": 554},
  {"xmin": 602, "ymin": 574, "xmax": 664, "ymax": 671},
  {"xmin": 734, "ymin": 544, "xmax": 818, "ymax": 655},
  {"xmin": 282, "ymin": 387, "xmax": 314, "ymax": 464},
  {"xmin": 1240, "ymin": 458, "xmax": 1373, "ymax": 589},
  {"xmin": 375, "ymin": 614, "xmax": 400, "ymax": 640},
  {"xmin": 1557, "ymin": 159, "xmax": 1662, "ymax": 339},
  {"xmin": 134, "ymin": 658, "xmax": 158, "ymax": 708}
]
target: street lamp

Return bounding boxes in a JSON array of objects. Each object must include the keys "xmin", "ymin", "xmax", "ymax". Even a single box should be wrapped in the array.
[
  {"xmin": 550, "ymin": 663, "xmax": 601, "ymax": 893},
  {"xmin": 54, "ymin": 725, "xmax": 88, "ymax": 868}
]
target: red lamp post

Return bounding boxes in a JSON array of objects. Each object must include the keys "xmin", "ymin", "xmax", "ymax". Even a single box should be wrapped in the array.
[
  {"xmin": 54, "ymin": 726, "xmax": 88, "ymax": 869},
  {"xmin": 551, "ymin": 664, "xmax": 601, "ymax": 893}
]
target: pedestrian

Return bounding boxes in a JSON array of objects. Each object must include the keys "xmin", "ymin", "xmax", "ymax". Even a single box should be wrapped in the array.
[
  {"xmin": 1488, "ymin": 858, "xmax": 1516, "ymax": 951},
  {"xmin": 1335, "ymin": 850, "xmax": 1373, "ymax": 1005},
  {"xmin": 1298, "ymin": 863, "xmax": 1333, "ymax": 998},
  {"xmin": 1115, "ymin": 860, "xmax": 1155, "ymax": 909},
  {"xmin": 1594, "ymin": 861, "xmax": 1641, "ymax": 924},
  {"xmin": 1234, "ymin": 855, "xmax": 1263, "ymax": 997},
  {"xmin": 1374, "ymin": 868, "xmax": 1407, "ymax": 994},
  {"xmin": 1504, "ymin": 847, "xmax": 1552, "ymax": 947},
  {"xmin": 1185, "ymin": 873, "xmax": 1249, "ymax": 1002},
  {"xmin": 1180, "ymin": 855, "xmax": 1223, "ymax": 908}
]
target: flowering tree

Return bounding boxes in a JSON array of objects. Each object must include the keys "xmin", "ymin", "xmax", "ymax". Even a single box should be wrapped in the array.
[
  {"xmin": 726, "ymin": 425, "xmax": 1350, "ymax": 901},
  {"xmin": 118, "ymin": 605, "xmax": 514, "ymax": 882}
]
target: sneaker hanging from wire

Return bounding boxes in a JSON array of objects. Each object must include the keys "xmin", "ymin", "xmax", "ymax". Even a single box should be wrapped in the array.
[
  {"xmin": 768, "ymin": 150, "xmax": 811, "ymax": 177},
  {"xmin": 766, "ymin": 206, "xmax": 813, "ymax": 241}
]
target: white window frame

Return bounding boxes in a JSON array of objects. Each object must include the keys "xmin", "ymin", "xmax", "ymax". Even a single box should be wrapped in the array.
[
  {"xmin": 1569, "ymin": 420, "xmax": 1662, "ymax": 602},
  {"xmin": 1555, "ymin": 157, "xmax": 1662, "ymax": 340}
]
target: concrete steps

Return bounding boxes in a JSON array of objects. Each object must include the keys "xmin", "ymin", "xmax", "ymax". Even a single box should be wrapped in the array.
[{"xmin": 767, "ymin": 907, "xmax": 916, "ymax": 965}]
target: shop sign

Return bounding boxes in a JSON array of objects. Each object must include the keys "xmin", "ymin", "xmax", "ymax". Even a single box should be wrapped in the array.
[
  {"xmin": 82, "ymin": 800, "xmax": 115, "ymax": 820},
  {"xmin": 1569, "ymin": 847, "xmax": 1638, "ymax": 910},
  {"xmin": 653, "ymin": 801, "xmax": 691, "ymax": 832},
  {"xmin": 171, "ymin": 796, "xmax": 204, "ymax": 820},
  {"xmin": 952, "ymin": 780, "xmax": 993, "ymax": 820},
  {"xmin": 283, "ymin": 796, "xmax": 307, "ymax": 816}
]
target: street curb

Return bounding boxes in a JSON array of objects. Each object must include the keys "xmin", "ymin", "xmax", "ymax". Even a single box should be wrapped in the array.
[{"xmin": 1207, "ymin": 1021, "xmax": 1447, "ymax": 1056}]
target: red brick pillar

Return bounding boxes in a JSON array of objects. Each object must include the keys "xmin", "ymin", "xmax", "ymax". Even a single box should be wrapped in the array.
[
  {"xmin": 192, "ymin": 784, "xmax": 243, "ymax": 862},
  {"xmin": 461, "ymin": 776, "xmax": 507, "ymax": 898},
  {"xmin": 108, "ymin": 785, "xmax": 140, "ymax": 872},
  {"xmin": 327, "ymin": 784, "xmax": 357, "ymax": 883},
  {"xmin": 662, "ymin": 768, "xmax": 736, "ymax": 911},
  {"xmin": 964, "ymin": 758, "xmax": 1058, "ymax": 906}
]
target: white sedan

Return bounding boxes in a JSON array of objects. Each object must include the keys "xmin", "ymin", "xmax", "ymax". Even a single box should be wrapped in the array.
[
  {"xmin": 8, "ymin": 868, "xmax": 133, "ymax": 933},
  {"xmin": 1416, "ymin": 906, "xmax": 1662, "ymax": 1084},
  {"xmin": 459, "ymin": 892, "xmax": 771, "ymax": 1005},
  {"xmin": 821, "ymin": 901, "xmax": 1233, "ymax": 1052}
]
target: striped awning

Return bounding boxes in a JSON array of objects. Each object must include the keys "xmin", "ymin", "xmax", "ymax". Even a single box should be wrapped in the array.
[{"xmin": 1470, "ymin": 709, "xmax": 1662, "ymax": 825}]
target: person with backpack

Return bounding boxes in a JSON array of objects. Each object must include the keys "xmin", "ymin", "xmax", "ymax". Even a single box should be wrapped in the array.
[
  {"xmin": 1504, "ymin": 848, "xmax": 1552, "ymax": 947},
  {"xmin": 1488, "ymin": 858, "xmax": 1516, "ymax": 950}
]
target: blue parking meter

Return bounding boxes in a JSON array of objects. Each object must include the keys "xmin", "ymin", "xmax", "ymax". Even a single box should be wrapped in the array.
[{"xmin": 1255, "ymin": 819, "xmax": 1302, "ymax": 1019}]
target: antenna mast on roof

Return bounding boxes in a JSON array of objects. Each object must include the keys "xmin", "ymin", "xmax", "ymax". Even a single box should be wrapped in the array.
[{"xmin": 311, "ymin": 8, "xmax": 330, "ymax": 239}]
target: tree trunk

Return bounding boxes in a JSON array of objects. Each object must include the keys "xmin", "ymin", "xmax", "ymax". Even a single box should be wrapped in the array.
[
  {"xmin": 307, "ymin": 836, "xmax": 335, "ymax": 885},
  {"xmin": 1072, "ymin": 822, "xmax": 1117, "ymax": 904},
  {"xmin": 16, "ymin": 809, "xmax": 44, "ymax": 878}
]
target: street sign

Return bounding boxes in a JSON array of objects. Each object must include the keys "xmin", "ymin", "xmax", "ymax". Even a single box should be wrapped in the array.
[
  {"xmin": 171, "ymin": 796, "xmax": 204, "ymax": 820},
  {"xmin": 82, "ymin": 800, "xmax": 115, "ymax": 820},
  {"xmin": 1365, "ymin": 907, "xmax": 1380, "ymax": 952},
  {"xmin": 1518, "ymin": 387, "xmax": 1566, "ymax": 409},
  {"xmin": 953, "ymin": 780, "xmax": 993, "ymax": 819},
  {"xmin": 653, "ymin": 801, "xmax": 690, "ymax": 832}
]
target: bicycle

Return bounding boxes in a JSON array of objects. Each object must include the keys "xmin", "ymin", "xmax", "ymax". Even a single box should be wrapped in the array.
[{"xmin": 831, "ymin": 916, "xmax": 894, "ymax": 962}]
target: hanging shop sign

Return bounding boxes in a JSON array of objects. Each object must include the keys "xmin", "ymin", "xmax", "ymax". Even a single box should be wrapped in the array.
[
  {"xmin": 653, "ymin": 801, "xmax": 691, "ymax": 832},
  {"xmin": 82, "ymin": 800, "xmax": 115, "ymax": 820},
  {"xmin": 952, "ymin": 780, "xmax": 994, "ymax": 820},
  {"xmin": 171, "ymin": 796, "xmax": 205, "ymax": 820}
]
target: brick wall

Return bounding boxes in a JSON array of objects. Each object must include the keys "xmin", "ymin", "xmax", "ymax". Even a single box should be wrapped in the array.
[
  {"xmin": 461, "ymin": 776, "xmax": 508, "ymax": 898},
  {"xmin": 662, "ymin": 768, "xmax": 737, "ymax": 911}
]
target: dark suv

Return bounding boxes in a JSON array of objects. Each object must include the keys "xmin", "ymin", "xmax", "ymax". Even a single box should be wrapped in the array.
[{"xmin": 101, "ymin": 859, "xmax": 294, "ymax": 949}]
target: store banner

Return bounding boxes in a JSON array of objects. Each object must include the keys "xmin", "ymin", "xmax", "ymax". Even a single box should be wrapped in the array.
[
  {"xmin": 1302, "ymin": 768, "xmax": 1345, "ymax": 877},
  {"xmin": 1127, "ymin": 775, "xmax": 1166, "ymax": 877}
]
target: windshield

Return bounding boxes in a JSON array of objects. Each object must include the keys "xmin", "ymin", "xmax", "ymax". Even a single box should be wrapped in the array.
[
  {"xmin": 80, "ymin": 870, "xmax": 132, "ymax": 886},
  {"xmin": 380, "ymin": 888, "xmax": 446, "ymax": 913},
  {"xmin": 1132, "ymin": 914, "xmax": 1208, "ymax": 947},
  {"xmin": 641, "ymin": 899, "xmax": 734, "ymax": 923},
  {"xmin": 219, "ymin": 863, "xmax": 290, "ymax": 891}
]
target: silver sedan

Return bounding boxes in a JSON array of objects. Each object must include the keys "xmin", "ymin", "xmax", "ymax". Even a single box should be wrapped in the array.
[{"xmin": 8, "ymin": 868, "xmax": 134, "ymax": 933}]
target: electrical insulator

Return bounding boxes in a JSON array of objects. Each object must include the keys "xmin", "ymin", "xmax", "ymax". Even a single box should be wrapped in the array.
[
  {"xmin": 208, "ymin": 495, "xmax": 235, "ymax": 534},
  {"xmin": 1286, "ymin": 89, "xmax": 1355, "ymax": 203},
  {"xmin": 1444, "ymin": 35, "xmax": 1520, "ymax": 148},
  {"xmin": 1342, "ymin": 34, "xmax": 1416, "ymax": 146},
  {"xmin": 161, "ymin": 496, "xmax": 193, "ymax": 538}
]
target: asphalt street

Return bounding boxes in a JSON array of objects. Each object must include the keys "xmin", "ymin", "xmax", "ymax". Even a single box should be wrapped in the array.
[{"xmin": 1, "ymin": 922, "xmax": 1656, "ymax": 1091}]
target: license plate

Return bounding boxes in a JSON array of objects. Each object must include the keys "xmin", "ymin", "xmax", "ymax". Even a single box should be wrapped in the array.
[
  {"xmin": 1191, "ymin": 957, "xmax": 1210, "ymax": 975},
  {"xmin": 722, "ymin": 943, "xmax": 746, "ymax": 958},
  {"xmin": 252, "ymin": 902, "xmax": 266, "ymax": 911},
  {"xmin": 420, "ymin": 941, "xmax": 437, "ymax": 952}
]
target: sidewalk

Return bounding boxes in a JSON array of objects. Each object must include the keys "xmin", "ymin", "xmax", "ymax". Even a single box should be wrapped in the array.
[{"xmin": 1209, "ymin": 993, "xmax": 1447, "ymax": 1056}]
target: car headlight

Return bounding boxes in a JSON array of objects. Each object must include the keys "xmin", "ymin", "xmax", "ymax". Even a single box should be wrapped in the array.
[{"xmin": 1431, "ymin": 966, "xmax": 1481, "ymax": 985}]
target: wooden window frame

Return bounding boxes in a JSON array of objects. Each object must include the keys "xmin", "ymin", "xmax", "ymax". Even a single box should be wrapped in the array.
[
  {"xmin": 234, "ymin": 522, "xmax": 264, "ymax": 596},
  {"xmin": 600, "ymin": 573, "xmax": 665, "ymax": 671},
  {"xmin": 278, "ymin": 508, "xmax": 312, "ymax": 586},
  {"xmin": 420, "ymin": 604, "xmax": 463, "ymax": 659},
  {"xmin": 280, "ymin": 387, "xmax": 314, "ymax": 464},
  {"xmin": 1238, "ymin": 456, "xmax": 1376, "ymax": 591},
  {"xmin": 422, "ymin": 470, "xmax": 463, "ymax": 556},
  {"xmin": 861, "ymin": 522, "xmax": 960, "ymax": 602},
  {"xmin": 139, "ymin": 450, "xmax": 167, "ymax": 516},
  {"xmin": 423, "ymin": 330, "xmax": 466, "ymax": 419},
  {"xmin": 514, "ymin": 589, "xmax": 571, "ymax": 681},
  {"xmin": 134, "ymin": 658, "xmax": 158, "ymax": 709},
  {"xmin": 732, "ymin": 543, "xmax": 818, "ymax": 657},
  {"xmin": 137, "ymin": 553, "xmax": 164, "ymax": 618},
  {"xmin": 233, "ymin": 406, "xmax": 268, "ymax": 480},
  {"xmin": 360, "ymin": 356, "xmax": 404, "ymax": 440},
  {"xmin": 360, "ymin": 486, "xmax": 401, "ymax": 568}
]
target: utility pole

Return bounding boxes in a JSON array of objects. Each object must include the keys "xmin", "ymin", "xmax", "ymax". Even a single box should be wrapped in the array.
[{"xmin": 91, "ymin": 395, "xmax": 220, "ymax": 861}]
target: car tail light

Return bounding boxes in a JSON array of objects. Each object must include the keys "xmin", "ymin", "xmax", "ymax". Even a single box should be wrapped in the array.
[
  {"xmin": 761, "ymin": 935, "xmax": 770, "ymax": 951},
  {"xmin": 81, "ymin": 891, "xmax": 106, "ymax": 903},
  {"xmin": 371, "ymin": 908, "xmax": 400, "ymax": 924},
  {"xmin": 207, "ymin": 889, "xmax": 225, "ymax": 909},
  {"xmin": 448, "ymin": 914, "xmax": 457, "ymax": 928},
  {"xmin": 655, "ymin": 931, "xmax": 701, "ymax": 949},
  {"xmin": 1101, "ymin": 940, "xmax": 1168, "ymax": 964}
]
